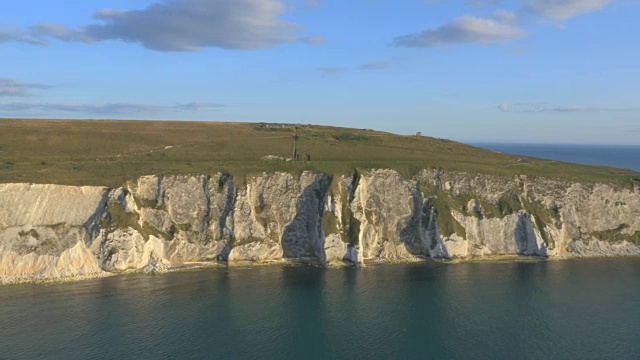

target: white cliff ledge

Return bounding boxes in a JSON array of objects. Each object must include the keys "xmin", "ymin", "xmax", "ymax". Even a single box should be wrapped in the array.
[{"xmin": 1, "ymin": 169, "xmax": 639, "ymax": 283}]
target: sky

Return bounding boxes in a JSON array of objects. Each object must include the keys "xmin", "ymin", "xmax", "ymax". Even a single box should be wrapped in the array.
[{"xmin": 1, "ymin": 0, "xmax": 639, "ymax": 145}]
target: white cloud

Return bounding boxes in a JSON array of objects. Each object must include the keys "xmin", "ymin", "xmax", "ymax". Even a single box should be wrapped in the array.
[
  {"xmin": 0, "ymin": 24, "xmax": 45, "ymax": 45},
  {"xmin": 499, "ymin": 103, "xmax": 639, "ymax": 113},
  {"xmin": 525, "ymin": 0, "xmax": 613, "ymax": 20},
  {"xmin": 497, "ymin": 103, "xmax": 510, "ymax": 112},
  {"xmin": 0, "ymin": 101, "xmax": 221, "ymax": 115},
  {"xmin": 301, "ymin": 36, "xmax": 325, "ymax": 45},
  {"xmin": 317, "ymin": 61, "xmax": 392, "ymax": 76},
  {"xmin": 465, "ymin": 0, "xmax": 502, "ymax": 8},
  {"xmin": 394, "ymin": 2, "xmax": 614, "ymax": 50},
  {"xmin": 29, "ymin": 24, "xmax": 93, "ymax": 43},
  {"xmin": 317, "ymin": 67, "xmax": 347, "ymax": 76},
  {"xmin": 27, "ymin": 0, "xmax": 298, "ymax": 51},
  {"xmin": 0, "ymin": 79, "xmax": 51, "ymax": 97},
  {"xmin": 361, "ymin": 61, "xmax": 391, "ymax": 70},
  {"xmin": 393, "ymin": 11, "xmax": 526, "ymax": 47},
  {"xmin": 550, "ymin": 105, "xmax": 621, "ymax": 112}
]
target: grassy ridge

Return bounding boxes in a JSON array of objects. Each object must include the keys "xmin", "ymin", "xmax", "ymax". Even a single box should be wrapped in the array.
[{"xmin": 0, "ymin": 118, "xmax": 637, "ymax": 188}]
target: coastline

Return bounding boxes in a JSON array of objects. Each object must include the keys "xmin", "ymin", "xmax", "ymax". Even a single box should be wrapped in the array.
[
  {"xmin": 1, "ymin": 167, "xmax": 639, "ymax": 288},
  {"xmin": 3, "ymin": 252, "xmax": 639, "ymax": 286}
]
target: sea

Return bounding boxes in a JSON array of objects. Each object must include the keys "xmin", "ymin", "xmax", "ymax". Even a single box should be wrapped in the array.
[
  {"xmin": 1, "ymin": 144, "xmax": 640, "ymax": 360},
  {"xmin": 1, "ymin": 260, "xmax": 640, "ymax": 360},
  {"xmin": 472, "ymin": 143, "xmax": 640, "ymax": 172}
]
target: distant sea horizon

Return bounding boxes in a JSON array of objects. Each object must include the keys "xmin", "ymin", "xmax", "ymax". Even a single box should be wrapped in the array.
[{"xmin": 471, "ymin": 143, "xmax": 640, "ymax": 172}]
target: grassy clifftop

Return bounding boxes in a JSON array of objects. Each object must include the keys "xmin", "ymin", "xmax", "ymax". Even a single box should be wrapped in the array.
[{"xmin": 0, "ymin": 118, "xmax": 637, "ymax": 187}]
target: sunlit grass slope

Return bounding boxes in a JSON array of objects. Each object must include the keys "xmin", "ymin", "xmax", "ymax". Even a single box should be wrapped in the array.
[{"xmin": 0, "ymin": 119, "xmax": 637, "ymax": 188}]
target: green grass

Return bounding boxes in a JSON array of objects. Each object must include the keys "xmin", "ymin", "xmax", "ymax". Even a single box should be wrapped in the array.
[
  {"xmin": 417, "ymin": 180, "xmax": 561, "ymax": 246},
  {"xmin": 104, "ymin": 196, "xmax": 173, "ymax": 240},
  {"xmin": 591, "ymin": 225, "xmax": 640, "ymax": 245},
  {"xmin": 478, "ymin": 194, "xmax": 523, "ymax": 219},
  {"xmin": 0, "ymin": 118, "xmax": 638, "ymax": 188},
  {"xmin": 18, "ymin": 228, "xmax": 40, "ymax": 240},
  {"xmin": 417, "ymin": 182, "xmax": 469, "ymax": 238},
  {"xmin": 322, "ymin": 211, "xmax": 340, "ymax": 236},
  {"xmin": 328, "ymin": 176, "xmax": 363, "ymax": 245}
]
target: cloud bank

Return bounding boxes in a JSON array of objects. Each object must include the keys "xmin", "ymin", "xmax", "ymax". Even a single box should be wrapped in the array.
[
  {"xmin": 393, "ymin": 11, "xmax": 526, "ymax": 47},
  {"xmin": 360, "ymin": 61, "xmax": 391, "ymax": 69},
  {"xmin": 525, "ymin": 0, "xmax": 613, "ymax": 20},
  {"xmin": 317, "ymin": 67, "xmax": 347, "ymax": 76},
  {"xmin": 498, "ymin": 103, "xmax": 639, "ymax": 113},
  {"xmin": 0, "ymin": 24, "xmax": 45, "ymax": 45},
  {"xmin": 0, "ymin": 79, "xmax": 51, "ymax": 97},
  {"xmin": 301, "ymin": 35, "xmax": 325, "ymax": 45},
  {"xmin": 317, "ymin": 61, "xmax": 392, "ymax": 76},
  {"xmin": 395, "ymin": 1, "xmax": 614, "ymax": 49},
  {"xmin": 3, "ymin": 0, "xmax": 617, "ymax": 52},
  {"xmin": 27, "ymin": 0, "xmax": 297, "ymax": 51},
  {"xmin": 0, "ymin": 101, "xmax": 221, "ymax": 115}
]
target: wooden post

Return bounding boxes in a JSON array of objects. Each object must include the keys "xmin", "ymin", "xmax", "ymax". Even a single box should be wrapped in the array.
[{"xmin": 292, "ymin": 127, "xmax": 298, "ymax": 161}]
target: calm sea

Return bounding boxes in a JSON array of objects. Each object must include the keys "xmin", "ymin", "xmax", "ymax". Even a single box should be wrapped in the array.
[
  {"xmin": 1, "ymin": 259, "xmax": 640, "ymax": 360},
  {"xmin": 472, "ymin": 143, "xmax": 640, "ymax": 172}
]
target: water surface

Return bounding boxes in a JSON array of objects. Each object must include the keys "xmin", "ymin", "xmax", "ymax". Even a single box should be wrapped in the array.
[
  {"xmin": 473, "ymin": 143, "xmax": 640, "ymax": 171},
  {"xmin": 1, "ymin": 259, "xmax": 639, "ymax": 359}
]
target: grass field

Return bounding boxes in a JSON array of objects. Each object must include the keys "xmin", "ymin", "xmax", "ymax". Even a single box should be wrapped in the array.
[{"xmin": 0, "ymin": 118, "xmax": 638, "ymax": 188}]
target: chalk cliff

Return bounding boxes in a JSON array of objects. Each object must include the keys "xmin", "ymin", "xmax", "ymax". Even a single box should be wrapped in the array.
[{"xmin": 1, "ymin": 169, "xmax": 639, "ymax": 282}]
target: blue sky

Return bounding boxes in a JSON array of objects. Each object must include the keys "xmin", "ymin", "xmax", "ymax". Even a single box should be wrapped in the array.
[{"xmin": 1, "ymin": 0, "xmax": 639, "ymax": 144}]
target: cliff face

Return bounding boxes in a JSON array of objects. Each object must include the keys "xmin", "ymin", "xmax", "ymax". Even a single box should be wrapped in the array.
[
  {"xmin": 1, "ymin": 169, "xmax": 639, "ymax": 282},
  {"xmin": 0, "ymin": 184, "xmax": 107, "ymax": 279}
]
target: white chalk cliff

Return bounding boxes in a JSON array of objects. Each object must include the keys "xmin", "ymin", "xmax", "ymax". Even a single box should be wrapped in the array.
[{"xmin": 1, "ymin": 169, "xmax": 639, "ymax": 283}]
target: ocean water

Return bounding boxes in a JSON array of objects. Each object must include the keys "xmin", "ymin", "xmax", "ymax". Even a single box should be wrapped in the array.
[
  {"xmin": 472, "ymin": 143, "xmax": 640, "ymax": 172},
  {"xmin": 1, "ymin": 259, "xmax": 640, "ymax": 360}
]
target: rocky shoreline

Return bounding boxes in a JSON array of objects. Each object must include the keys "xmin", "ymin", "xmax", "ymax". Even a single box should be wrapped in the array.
[{"xmin": 4, "ymin": 251, "xmax": 640, "ymax": 286}]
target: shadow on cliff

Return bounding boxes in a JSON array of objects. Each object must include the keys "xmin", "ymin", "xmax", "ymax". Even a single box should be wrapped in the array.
[
  {"xmin": 515, "ymin": 213, "xmax": 548, "ymax": 257},
  {"xmin": 213, "ymin": 174, "xmax": 236, "ymax": 261},
  {"xmin": 83, "ymin": 189, "xmax": 111, "ymax": 245},
  {"xmin": 281, "ymin": 176, "xmax": 331, "ymax": 263},
  {"xmin": 399, "ymin": 187, "xmax": 431, "ymax": 258}
]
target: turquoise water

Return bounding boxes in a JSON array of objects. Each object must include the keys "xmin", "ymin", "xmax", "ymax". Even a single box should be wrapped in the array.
[
  {"xmin": 473, "ymin": 143, "xmax": 640, "ymax": 172},
  {"xmin": 1, "ymin": 259, "xmax": 640, "ymax": 359}
]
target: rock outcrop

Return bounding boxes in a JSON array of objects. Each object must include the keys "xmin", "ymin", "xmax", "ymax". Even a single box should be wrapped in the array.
[{"xmin": 1, "ymin": 169, "xmax": 639, "ymax": 282}]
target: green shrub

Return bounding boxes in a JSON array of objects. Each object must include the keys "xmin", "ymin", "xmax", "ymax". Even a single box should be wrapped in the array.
[
  {"xmin": 591, "ymin": 225, "xmax": 640, "ymax": 244},
  {"xmin": 322, "ymin": 211, "xmax": 339, "ymax": 236}
]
